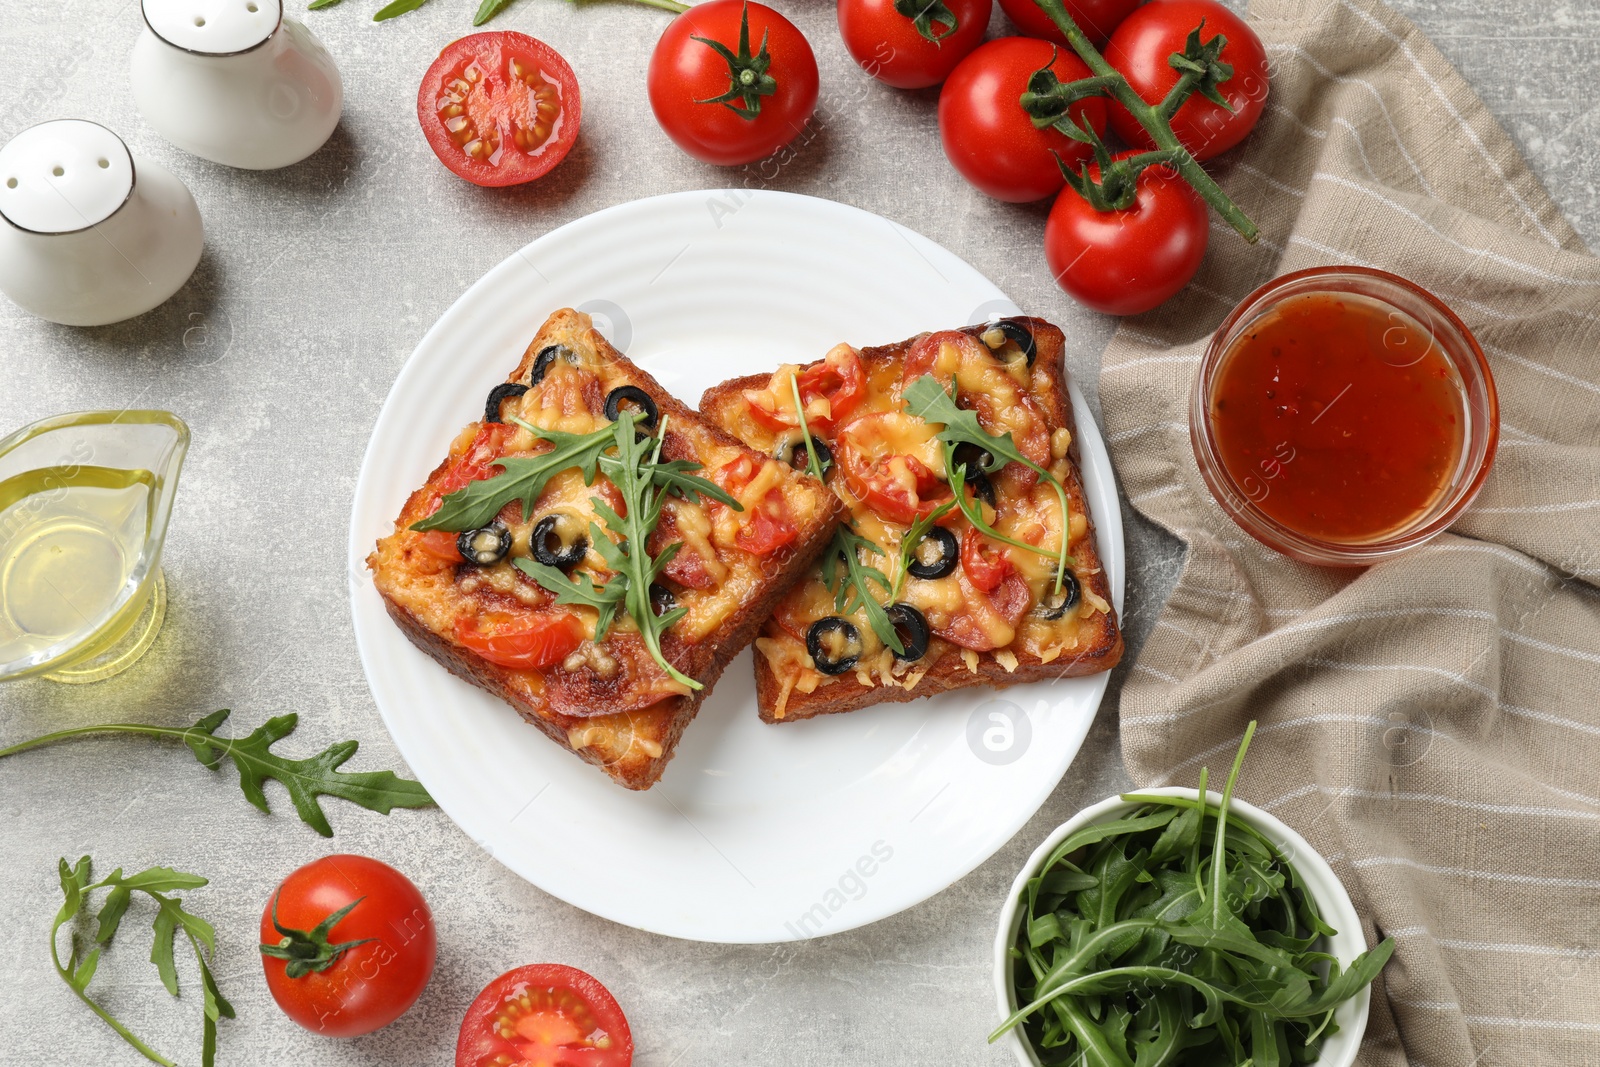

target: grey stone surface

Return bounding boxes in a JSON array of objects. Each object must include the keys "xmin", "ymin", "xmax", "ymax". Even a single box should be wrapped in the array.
[{"xmin": 0, "ymin": 0, "xmax": 1594, "ymax": 1063}]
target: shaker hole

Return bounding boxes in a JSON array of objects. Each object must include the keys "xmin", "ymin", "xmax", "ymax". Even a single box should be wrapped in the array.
[
  {"xmin": 97, "ymin": 158, "xmax": 110, "ymax": 169},
  {"xmin": 4, "ymin": 178, "xmax": 15, "ymax": 189},
  {"xmin": 52, "ymin": 166, "xmax": 64, "ymax": 177},
  {"xmin": 194, "ymin": 16, "xmax": 206, "ymax": 26},
  {"xmin": 247, "ymin": 1, "xmax": 259, "ymax": 9}
]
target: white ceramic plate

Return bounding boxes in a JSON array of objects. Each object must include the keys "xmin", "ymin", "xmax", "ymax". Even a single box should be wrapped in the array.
[{"xmin": 348, "ymin": 190, "xmax": 1125, "ymax": 943}]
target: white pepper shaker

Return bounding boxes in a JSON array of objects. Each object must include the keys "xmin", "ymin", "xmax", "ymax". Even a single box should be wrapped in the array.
[
  {"xmin": 0, "ymin": 119, "xmax": 203, "ymax": 327},
  {"xmin": 131, "ymin": 0, "xmax": 343, "ymax": 170}
]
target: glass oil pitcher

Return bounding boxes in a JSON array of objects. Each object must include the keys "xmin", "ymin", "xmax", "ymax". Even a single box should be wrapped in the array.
[{"xmin": 0, "ymin": 411, "xmax": 187, "ymax": 683}]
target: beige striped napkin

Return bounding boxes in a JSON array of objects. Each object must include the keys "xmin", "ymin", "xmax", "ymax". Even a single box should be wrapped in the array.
[{"xmin": 1101, "ymin": 0, "xmax": 1600, "ymax": 1063}]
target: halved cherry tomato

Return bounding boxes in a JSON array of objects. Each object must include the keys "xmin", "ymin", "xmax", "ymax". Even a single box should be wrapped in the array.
[
  {"xmin": 796, "ymin": 345, "xmax": 866, "ymax": 433},
  {"xmin": 737, "ymin": 494, "xmax": 799, "ymax": 556},
  {"xmin": 842, "ymin": 451, "xmax": 947, "ymax": 526},
  {"xmin": 456, "ymin": 964, "xmax": 632, "ymax": 1067},
  {"xmin": 961, "ymin": 526, "xmax": 1015, "ymax": 592},
  {"xmin": 455, "ymin": 612, "xmax": 582, "ymax": 671},
  {"xmin": 416, "ymin": 530, "xmax": 465, "ymax": 563},
  {"xmin": 437, "ymin": 422, "xmax": 514, "ymax": 496},
  {"xmin": 418, "ymin": 32, "xmax": 581, "ymax": 188},
  {"xmin": 714, "ymin": 454, "xmax": 760, "ymax": 495}
]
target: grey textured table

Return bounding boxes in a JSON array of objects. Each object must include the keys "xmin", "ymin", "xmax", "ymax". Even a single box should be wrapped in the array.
[{"xmin": 2, "ymin": 1, "xmax": 1595, "ymax": 1063}]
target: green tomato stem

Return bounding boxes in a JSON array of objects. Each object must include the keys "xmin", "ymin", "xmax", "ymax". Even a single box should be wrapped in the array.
[{"xmin": 1029, "ymin": 0, "xmax": 1259, "ymax": 242}]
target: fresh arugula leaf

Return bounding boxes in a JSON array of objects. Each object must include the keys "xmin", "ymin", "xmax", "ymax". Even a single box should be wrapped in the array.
[
  {"xmin": 821, "ymin": 527, "xmax": 904, "ymax": 656},
  {"xmin": 412, "ymin": 419, "xmax": 615, "ymax": 533},
  {"xmin": 473, "ymin": 0, "xmax": 514, "ymax": 24},
  {"xmin": 372, "ymin": 0, "xmax": 429, "ymax": 20},
  {"xmin": 516, "ymin": 555, "xmax": 624, "ymax": 642},
  {"xmin": 891, "ymin": 498, "xmax": 957, "ymax": 600},
  {"xmin": 789, "ymin": 370, "xmax": 829, "ymax": 482},
  {"xmin": 516, "ymin": 412, "xmax": 738, "ymax": 690},
  {"xmin": 905, "ymin": 373, "xmax": 1074, "ymax": 592},
  {"xmin": 307, "ymin": 0, "xmax": 343, "ymax": 8},
  {"xmin": 51, "ymin": 857, "xmax": 232, "ymax": 1067},
  {"xmin": 0, "ymin": 711, "xmax": 433, "ymax": 837}
]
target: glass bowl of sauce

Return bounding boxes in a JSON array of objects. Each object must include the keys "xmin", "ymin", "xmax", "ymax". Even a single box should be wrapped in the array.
[{"xmin": 1191, "ymin": 266, "xmax": 1498, "ymax": 566}]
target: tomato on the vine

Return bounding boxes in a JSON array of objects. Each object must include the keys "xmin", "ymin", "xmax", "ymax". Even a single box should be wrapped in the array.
[
  {"xmin": 259, "ymin": 855, "xmax": 436, "ymax": 1038},
  {"xmin": 837, "ymin": 0, "xmax": 991, "ymax": 90},
  {"xmin": 938, "ymin": 38, "xmax": 1108, "ymax": 203},
  {"xmin": 996, "ymin": 0, "xmax": 1142, "ymax": 48},
  {"xmin": 456, "ymin": 964, "xmax": 633, "ymax": 1067},
  {"xmin": 1044, "ymin": 155, "xmax": 1208, "ymax": 315},
  {"xmin": 1105, "ymin": 0, "xmax": 1269, "ymax": 160},
  {"xmin": 648, "ymin": 0, "xmax": 819, "ymax": 167},
  {"xmin": 417, "ymin": 32, "xmax": 581, "ymax": 188}
]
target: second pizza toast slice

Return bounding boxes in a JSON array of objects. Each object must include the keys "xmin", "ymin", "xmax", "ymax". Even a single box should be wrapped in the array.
[
  {"xmin": 369, "ymin": 309, "xmax": 844, "ymax": 787},
  {"xmin": 700, "ymin": 318, "xmax": 1123, "ymax": 723}
]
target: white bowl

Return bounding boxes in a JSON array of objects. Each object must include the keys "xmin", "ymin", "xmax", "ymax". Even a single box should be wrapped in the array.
[{"xmin": 993, "ymin": 787, "xmax": 1371, "ymax": 1067}]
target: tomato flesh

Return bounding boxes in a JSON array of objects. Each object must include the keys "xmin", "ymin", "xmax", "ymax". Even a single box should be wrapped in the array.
[
  {"xmin": 961, "ymin": 526, "xmax": 1015, "ymax": 592},
  {"xmin": 736, "ymin": 494, "xmax": 799, "ymax": 556},
  {"xmin": 419, "ymin": 32, "xmax": 581, "ymax": 187},
  {"xmin": 455, "ymin": 612, "xmax": 582, "ymax": 671},
  {"xmin": 457, "ymin": 965, "xmax": 633, "ymax": 1067}
]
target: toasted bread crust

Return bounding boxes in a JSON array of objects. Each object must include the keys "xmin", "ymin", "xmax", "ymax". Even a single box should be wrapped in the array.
[
  {"xmin": 371, "ymin": 309, "xmax": 844, "ymax": 787},
  {"xmin": 700, "ymin": 317, "xmax": 1122, "ymax": 724}
]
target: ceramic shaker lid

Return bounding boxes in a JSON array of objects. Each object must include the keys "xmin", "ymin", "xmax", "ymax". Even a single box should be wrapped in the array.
[
  {"xmin": 142, "ymin": 0, "xmax": 282, "ymax": 56},
  {"xmin": 0, "ymin": 120, "xmax": 136, "ymax": 234}
]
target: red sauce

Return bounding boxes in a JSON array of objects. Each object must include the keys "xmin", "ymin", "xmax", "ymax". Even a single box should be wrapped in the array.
[{"xmin": 1209, "ymin": 292, "xmax": 1464, "ymax": 543}]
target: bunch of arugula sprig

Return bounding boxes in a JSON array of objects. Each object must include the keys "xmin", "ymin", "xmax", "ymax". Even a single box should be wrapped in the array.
[
  {"xmin": 788, "ymin": 367, "xmax": 1075, "ymax": 659},
  {"xmin": 993, "ymin": 723, "xmax": 1395, "ymax": 1065},
  {"xmin": 413, "ymin": 409, "xmax": 741, "ymax": 690}
]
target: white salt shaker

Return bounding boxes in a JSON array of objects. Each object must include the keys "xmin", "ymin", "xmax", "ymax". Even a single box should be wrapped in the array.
[
  {"xmin": 131, "ymin": 0, "xmax": 343, "ymax": 170},
  {"xmin": 0, "ymin": 120, "xmax": 204, "ymax": 327}
]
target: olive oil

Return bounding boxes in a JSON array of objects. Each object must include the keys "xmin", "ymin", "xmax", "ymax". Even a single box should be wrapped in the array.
[{"xmin": 0, "ymin": 466, "xmax": 156, "ymax": 667}]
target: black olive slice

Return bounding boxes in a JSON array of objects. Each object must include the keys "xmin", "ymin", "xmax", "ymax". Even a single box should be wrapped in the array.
[
  {"xmin": 1035, "ymin": 572, "xmax": 1083, "ymax": 619},
  {"xmin": 603, "ymin": 385, "xmax": 660, "ymax": 430},
  {"xmin": 456, "ymin": 523, "xmax": 512, "ymax": 566},
  {"xmin": 531, "ymin": 513, "xmax": 588, "ymax": 571},
  {"xmin": 528, "ymin": 344, "xmax": 576, "ymax": 388},
  {"xmin": 806, "ymin": 616, "xmax": 863, "ymax": 676},
  {"xmin": 484, "ymin": 383, "xmax": 529, "ymax": 424},
  {"xmin": 777, "ymin": 435, "xmax": 833, "ymax": 475},
  {"xmin": 953, "ymin": 441, "xmax": 998, "ymax": 476},
  {"xmin": 906, "ymin": 525, "xmax": 958, "ymax": 580},
  {"xmin": 971, "ymin": 319, "xmax": 1037, "ymax": 367},
  {"xmin": 966, "ymin": 469, "xmax": 997, "ymax": 508},
  {"xmin": 649, "ymin": 582, "xmax": 678, "ymax": 618},
  {"xmin": 886, "ymin": 603, "xmax": 930, "ymax": 662}
]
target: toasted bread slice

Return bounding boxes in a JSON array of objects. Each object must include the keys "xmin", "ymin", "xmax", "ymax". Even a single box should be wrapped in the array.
[
  {"xmin": 700, "ymin": 318, "xmax": 1122, "ymax": 723},
  {"xmin": 369, "ymin": 309, "xmax": 844, "ymax": 787}
]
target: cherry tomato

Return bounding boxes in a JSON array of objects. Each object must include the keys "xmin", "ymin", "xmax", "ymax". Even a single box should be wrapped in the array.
[
  {"xmin": 456, "ymin": 964, "xmax": 633, "ymax": 1067},
  {"xmin": 837, "ymin": 0, "xmax": 991, "ymax": 89},
  {"xmin": 1105, "ymin": 0, "xmax": 1268, "ymax": 160},
  {"xmin": 417, "ymin": 32, "xmax": 581, "ymax": 188},
  {"xmin": 416, "ymin": 530, "xmax": 465, "ymax": 563},
  {"xmin": 737, "ymin": 496, "xmax": 799, "ymax": 556},
  {"xmin": 455, "ymin": 611, "xmax": 583, "ymax": 670},
  {"xmin": 796, "ymin": 345, "xmax": 867, "ymax": 432},
  {"xmin": 648, "ymin": 0, "xmax": 819, "ymax": 167},
  {"xmin": 438, "ymin": 423, "xmax": 514, "ymax": 496},
  {"xmin": 259, "ymin": 855, "xmax": 436, "ymax": 1038},
  {"xmin": 1044, "ymin": 155, "xmax": 1207, "ymax": 315},
  {"xmin": 939, "ymin": 38, "xmax": 1108, "ymax": 203},
  {"xmin": 996, "ymin": 0, "xmax": 1141, "ymax": 48},
  {"xmin": 843, "ymin": 451, "xmax": 947, "ymax": 526},
  {"xmin": 960, "ymin": 526, "xmax": 1015, "ymax": 592}
]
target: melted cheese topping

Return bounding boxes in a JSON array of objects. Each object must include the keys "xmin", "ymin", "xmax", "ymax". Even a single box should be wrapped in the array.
[{"xmin": 721, "ymin": 329, "xmax": 1110, "ymax": 698}]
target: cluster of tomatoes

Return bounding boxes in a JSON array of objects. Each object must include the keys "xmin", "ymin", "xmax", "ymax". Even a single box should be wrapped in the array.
[
  {"xmin": 262, "ymin": 854, "xmax": 634, "ymax": 1065},
  {"xmin": 416, "ymin": 0, "xmax": 1267, "ymax": 316}
]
